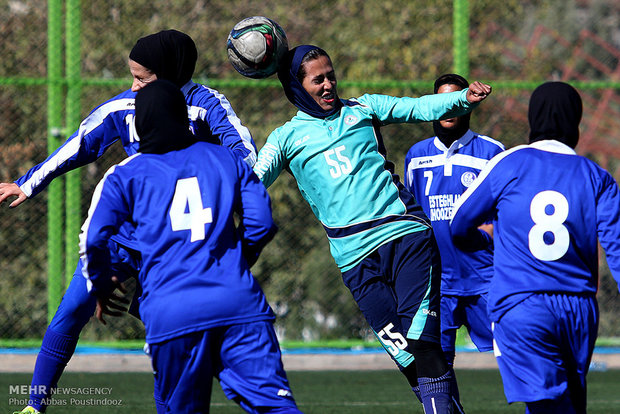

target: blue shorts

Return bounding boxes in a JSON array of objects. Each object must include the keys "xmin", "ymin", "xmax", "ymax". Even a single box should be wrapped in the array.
[
  {"xmin": 342, "ymin": 230, "xmax": 442, "ymax": 367},
  {"xmin": 441, "ymin": 294, "xmax": 493, "ymax": 360},
  {"xmin": 492, "ymin": 293, "xmax": 598, "ymax": 406},
  {"xmin": 150, "ymin": 321, "xmax": 300, "ymax": 413}
]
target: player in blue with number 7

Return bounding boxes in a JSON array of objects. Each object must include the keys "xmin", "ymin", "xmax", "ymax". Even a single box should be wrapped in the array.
[
  {"xmin": 404, "ymin": 73, "xmax": 505, "ymax": 411},
  {"xmin": 253, "ymin": 45, "xmax": 492, "ymax": 414},
  {"xmin": 450, "ymin": 82, "xmax": 620, "ymax": 414},
  {"xmin": 2, "ymin": 30, "xmax": 255, "ymax": 414},
  {"xmin": 80, "ymin": 79, "xmax": 301, "ymax": 414}
]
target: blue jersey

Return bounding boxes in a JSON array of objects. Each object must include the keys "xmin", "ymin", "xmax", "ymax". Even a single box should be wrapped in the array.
[
  {"xmin": 404, "ymin": 130, "xmax": 504, "ymax": 295},
  {"xmin": 254, "ymin": 90, "xmax": 478, "ymax": 271},
  {"xmin": 16, "ymin": 80, "xmax": 256, "ymax": 199},
  {"xmin": 79, "ymin": 142, "xmax": 275, "ymax": 343},
  {"xmin": 450, "ymin": 140, "xmax": 620, "ymax": 320}
]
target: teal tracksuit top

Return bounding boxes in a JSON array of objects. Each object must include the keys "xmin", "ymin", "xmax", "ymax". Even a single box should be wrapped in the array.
[{"xmin": 254, "ymin": 89, "xmax": 477, "ymax": 271}]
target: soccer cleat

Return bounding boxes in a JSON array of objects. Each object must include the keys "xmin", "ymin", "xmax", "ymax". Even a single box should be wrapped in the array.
[{"xmin": 12, "ymin": 406, "xmax": 41, "ymax": 414}]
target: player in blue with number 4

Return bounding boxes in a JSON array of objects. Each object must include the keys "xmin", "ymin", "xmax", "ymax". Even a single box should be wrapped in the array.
[
  {"xmin": 80, "ymin": 79, "xmax": 302, "ymax": 414},
  {"xmin": 253, "ymin": 45, "xmax": 492, "ymax": 414},
  {"xmin": 450, "ymin": 82, "xmax": 620, "ymax": 414},
  {"xmin": 404, "ymin": 74, "xmax": 504, "ymax": 410},
  {"xmin": 2, "ymin": 30, "xmax": 255, "ymax": 414}
]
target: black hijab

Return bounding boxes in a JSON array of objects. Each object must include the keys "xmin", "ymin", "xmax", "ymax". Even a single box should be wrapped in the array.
[
  {"xmin": 129, "ymin": 29, "xmax": 197, "ymax": 87},
  {"xmin": 277, "ymin": 45, "xmax": 342, "ymax": 119},
  {"xmin": 432, "ymin": 73, "xmax": 471, "ymax": 147},
  {"xmin": 528, "ymin": 82, "xmax": 582, "ymax": 149},
  {"xmin": 135, "ymin": 80, "xmax": 196, "ymax": 154}
]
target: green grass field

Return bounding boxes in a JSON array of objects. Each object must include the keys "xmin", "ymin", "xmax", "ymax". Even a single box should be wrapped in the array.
[{"xmin": 2, "ymin": 369, "xmax": 619, "ymax": 413}]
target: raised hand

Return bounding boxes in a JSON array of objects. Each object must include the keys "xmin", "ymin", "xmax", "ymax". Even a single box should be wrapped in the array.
[{"xmin": 466, "ymin": 81, "xmax": 492, "ymax": 103}]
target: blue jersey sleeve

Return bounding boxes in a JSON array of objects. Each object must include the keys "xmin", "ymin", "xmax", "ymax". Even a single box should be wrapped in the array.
[
  {"xmin": 17, "ymin": 84, "xmax": 256, "ymax": 201},
  {"xmin": 450, "ymin": 158, "xmax": 499, "ymax": 251},
  {"xmin": 234, "ymin": 155, "xmax": 277, "ymax": 266},
  {"xmin": 15, "ymin": 93, "xmax": 135, "ymax": 198},
  {"xmin": 79, "ymin": 161, "xmax": 133, "ymax": 294},
  {"xmin": 595, "ymin": 170, "xmax": 620, "ymax": 290},
  {"xmin": 185, "ymin": 83, "xmax": 257, "ymax": 166}
]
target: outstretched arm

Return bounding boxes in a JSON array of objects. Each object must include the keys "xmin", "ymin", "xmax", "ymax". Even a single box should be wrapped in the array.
[
  {"xmin": 4, "ymin": 92, "xmax": 134, "ymax": 207},
  {"xmin": 362, "ymin": 83, "xmax": 492, "ymax": 125}
]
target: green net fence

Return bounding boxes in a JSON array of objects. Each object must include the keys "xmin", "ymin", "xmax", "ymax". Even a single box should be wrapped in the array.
[{"xmin": 0, "ymin": 0, "xmax": 619, "ymax": 345}]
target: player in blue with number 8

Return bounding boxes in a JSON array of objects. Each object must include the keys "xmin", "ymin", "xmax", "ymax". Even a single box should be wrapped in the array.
[
  {"xmin": 450, "ymin": 82, "xmax": 620, "ymax": 414},
  {"xmin": 253, "ymin": 45, "xmax": 492, "ymax": 414}
]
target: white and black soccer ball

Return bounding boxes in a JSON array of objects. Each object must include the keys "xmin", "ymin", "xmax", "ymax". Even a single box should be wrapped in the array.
[{"xmin": 227, "ymin": 16, "xmax": 289, "ymax": 79}]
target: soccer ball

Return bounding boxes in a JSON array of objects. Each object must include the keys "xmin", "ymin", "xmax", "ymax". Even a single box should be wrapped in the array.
[{"xmin": 227, "ymin": 16, "xmax": 289, "ymax": 79}]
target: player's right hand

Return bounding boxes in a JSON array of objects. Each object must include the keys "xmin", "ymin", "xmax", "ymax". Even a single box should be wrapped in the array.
[
  {"xmin": 0, "ymin": 182, "xmax": 28, "ymax": 208},
  {"xmin": 466, "ymin": 81, "xmax": 492, "ymax": 103},
  {"xmin": 95, "ymin": 276, "xmax": 130, "ymax": 325}
]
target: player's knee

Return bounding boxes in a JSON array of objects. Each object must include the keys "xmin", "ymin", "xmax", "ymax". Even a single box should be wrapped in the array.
[
  {"xmin": 407, "ymin": 339, "xmax": 448, "ymax": 378},
  {"xmin": 48, "ymin": 293, "xmax": 97, "ymax": 333}
]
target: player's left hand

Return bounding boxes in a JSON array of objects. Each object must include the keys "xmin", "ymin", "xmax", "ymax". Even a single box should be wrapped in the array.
[
  {"xmin": 466, "ymin": 81, "xmax": 492, "ymax": 103},
  {"xmin": 95, "ymin": 276, "xmax": 130, "ymax": 325}
]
